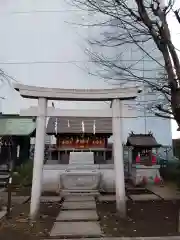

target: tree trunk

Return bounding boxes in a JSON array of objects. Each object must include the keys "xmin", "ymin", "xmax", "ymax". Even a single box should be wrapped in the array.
[{"xmin": 171, "ymin": 89, "xmax": 180, "ymax": 128}]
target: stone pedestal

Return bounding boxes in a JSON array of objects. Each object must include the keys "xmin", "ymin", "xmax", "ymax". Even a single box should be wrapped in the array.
[
  {"xmin": 69, "ymin": 152, "xmax": 94, "ymax": 165},
  {"xmin": 131, "ymin": 164, "xmax": 162, "ymax": 185},
  {"xmin": 60, "ymin": 171, "xmax": 101, "ymax": 191}
]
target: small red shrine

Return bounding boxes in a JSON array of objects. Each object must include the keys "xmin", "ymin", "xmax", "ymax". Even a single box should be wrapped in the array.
[{"xmin": 126, "ymin": 132, "xmax": 162, "ymax": 186}]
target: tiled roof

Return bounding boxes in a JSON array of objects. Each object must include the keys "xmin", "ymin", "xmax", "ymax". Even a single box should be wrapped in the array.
[
  {"xmin": 126, "ymin": 134, "xmax": 161, "ymax": 148},
  {"xmin": 47, "ymin": 117, "xmax": 112, "ymax": 134},
  {"xmin": 0, "ymin": 117, "xmax": 36, "ymax": 136}
]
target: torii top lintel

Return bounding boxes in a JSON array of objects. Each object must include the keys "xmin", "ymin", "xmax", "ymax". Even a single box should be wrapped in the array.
[{"xmin": 14, "ymin": 83, "xmax": 142, "ymax": 101}]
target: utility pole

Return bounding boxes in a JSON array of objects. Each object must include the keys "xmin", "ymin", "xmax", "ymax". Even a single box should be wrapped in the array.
[{"xmin": 0, "ymin": 96, "xmax": 5, "ymax": 114}]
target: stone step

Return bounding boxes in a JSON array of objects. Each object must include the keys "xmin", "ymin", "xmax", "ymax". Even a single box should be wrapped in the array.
[
  {"xmin": 50, "ymin": 221, "xmax": 102, "ymax": 237},
  {"xmin": 69, "ymin": 161, "xmax": 93, "ymax": 164},
  {"xmin": 62, "ymin": 201, "xmax": 96, "ymax": 210},
  {"xmin": 98, "ymin": 195, "xmax": 129, "ymax": 202},
  {"xmin": 40, "ymin": 196, "xmax": 62, "ymax": 203},
  {"xmin": 61, "ymin": 190, "xmax": 100, "ymax": 196},
  {"xmin": 56, "ymin": 210, "xmax": 98, "ymax": 221},
  {"xmin": 126, "ymin": 187, "xmax": 147, "ymax": 191},
  {"xmin": 65, "ymin": 195, "xmax": 94, "ymax": 202}
]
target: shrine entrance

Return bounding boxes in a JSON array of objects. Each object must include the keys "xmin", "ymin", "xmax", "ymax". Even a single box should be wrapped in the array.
[{"xmin": 14, "ymin": 83, "xmax": 141, "ymax": 219}]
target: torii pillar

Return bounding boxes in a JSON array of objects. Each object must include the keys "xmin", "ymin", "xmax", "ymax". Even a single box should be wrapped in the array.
[
  {"xmin": 30, "ymin": 97, "xmax": 47, "ymax": 218},
  {"xmin": 112, "ymin": 98, "xmax": 126, "ymax": 217},
  {"xmin": 14, "ymin": 83, "xmax": 141, "ymax": 219}
]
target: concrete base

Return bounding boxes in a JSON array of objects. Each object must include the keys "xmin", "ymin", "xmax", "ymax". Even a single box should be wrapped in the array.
[
  {"xmin": 62, "ymin": 201, "xmax": 96, "ymax": 210},
  {"xmin": 56, "ymin": 210, "xmax": 98, "ymax": 221},
  {"xmin": 60, "ymin": 171, "xmax": 101, "ymax": 190},
  {"xmin": 50, "ymin": 222, "xmax": 102, "ymax": 237},
  {"xmin": 43, "ymin": 164, "xmax": 115, "ymax": 193},
  {"xmin": 131, "ymin": 165, "xmax": 162, "ymax": 185}
]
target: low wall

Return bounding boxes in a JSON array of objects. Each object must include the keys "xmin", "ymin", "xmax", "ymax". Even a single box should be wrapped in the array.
[{"xmin": 42, "ymin": 164, "xmax": 115, "ymax": 192}]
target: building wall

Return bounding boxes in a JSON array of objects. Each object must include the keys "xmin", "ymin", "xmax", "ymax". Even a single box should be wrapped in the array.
[{"xmin": 0, "ymin": 0, "xmax": 172, "ymax": 146}]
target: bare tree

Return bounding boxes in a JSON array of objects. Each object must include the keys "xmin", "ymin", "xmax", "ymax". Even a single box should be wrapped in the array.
[
  {"xmin": 175, "ymin": 9, "xmax": 180, "ymax": 23},
  {"xmin": 71, "ymin": 0, "xmax": 180, "ymax": 124}
]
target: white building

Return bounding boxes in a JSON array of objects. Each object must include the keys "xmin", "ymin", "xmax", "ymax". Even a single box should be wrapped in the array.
[{"xmin": 0, "ymin": 0, "xmax": 172, "ymax": 146}]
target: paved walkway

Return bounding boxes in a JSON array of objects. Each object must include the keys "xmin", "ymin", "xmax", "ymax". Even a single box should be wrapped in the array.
[
  {"xmin": 0, "ymin": 192, "xmax": 29, "ymax": 204},
  {"xmin": 50, "ymin": 195, "xmax": 102, "ymax": 238},
  {"xmin": 147, "ymin": 184, "xmax": 180, "ymax": 200},
  {"xmin": 47, "ymin": 184, "xmax": 180, "ymax": 239}
]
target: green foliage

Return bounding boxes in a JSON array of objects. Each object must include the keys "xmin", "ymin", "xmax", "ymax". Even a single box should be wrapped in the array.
[
  {"xmin": 12, "ymin": 160, "xmax": 33, "ymax": 187},
  {"xmin": 160, "ymin": 158, "xmax": 180, "ymax": 184}
]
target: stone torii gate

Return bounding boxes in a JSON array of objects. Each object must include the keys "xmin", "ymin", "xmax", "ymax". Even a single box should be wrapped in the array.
[{"xmin": 14, "ymin": 83, "xmax": 141, "ymax": 219}]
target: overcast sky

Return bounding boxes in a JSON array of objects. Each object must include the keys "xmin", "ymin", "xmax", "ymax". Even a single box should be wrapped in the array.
[
  {"xmin": 0, "ymin": 0, "xmax": 112, "ymax": 112},
  {"xmin": 0, "ymin": 0, "xmax": 179, "ymax": 140}
]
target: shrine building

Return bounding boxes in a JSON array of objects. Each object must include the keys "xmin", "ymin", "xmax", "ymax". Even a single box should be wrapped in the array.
[{"xmin": 46, "ymin": 116, "xmax": 113, "ymax": 164}]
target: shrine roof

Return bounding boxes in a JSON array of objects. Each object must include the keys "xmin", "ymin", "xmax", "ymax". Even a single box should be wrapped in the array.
[
  {"xmin": 126, "ymin": 133, "xmax": 161, "ymax": 148},
  {"xmin": 0, "ymin": 115, "xmax": 36, "ymax": 136},
  {"xmin": 46, "ymin": 116, "xmax": 112, "ymax": 134}
]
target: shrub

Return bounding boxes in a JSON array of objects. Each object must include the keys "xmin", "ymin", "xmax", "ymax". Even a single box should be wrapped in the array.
[
  {"xmin": 12, "ymin": 160, "xmax": 33, "ymax": 187},
  {"xmin": 159, "ymin": 157, "xmax": 180, "ymax": 186}
]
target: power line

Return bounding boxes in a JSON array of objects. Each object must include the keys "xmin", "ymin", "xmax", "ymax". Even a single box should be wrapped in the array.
[
  {"xmin": 0, "ymin": 59, "xmax": 161, "ymax": 65},
  {"xmin": 1, "ymin": 9, "xmax": 82, "ymax": 15}
]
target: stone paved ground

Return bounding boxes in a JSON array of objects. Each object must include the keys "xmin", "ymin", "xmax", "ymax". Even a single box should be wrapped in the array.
[
  {"xmin": 147, "ymin": 184, "xmax": 180, "ymax": 200},
  {"xmin": 62, "ymin": 201, "xmax": 96, "ymax": 210},
  {"xmin": 1, "ymin": 196, "xmax": 29, "ymax": 204},
  {"xmin": 56, "ymin": 209, "xmax": 98, "ymax": 221},
  {"xmin": 46, "ymin": 193, "xmax": 180, "ymax": 240},
  {"xmin": 50, "ymin": 194, "xmax": 102, "ymax": 238},
  {"xmin": 0, "ymin": 191, "xmax": 17, "ymax": 197},
  {"xmin": 46, "ymin": 184, "xmax": 180, "ymax": 239},
  {"xmin": 50, "ymin": 221, "xmax": 102, "ymax": 237},
  {"xmin": 129, "ymin": 194, "xmax": 161, "ymax": 201}
]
